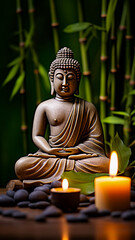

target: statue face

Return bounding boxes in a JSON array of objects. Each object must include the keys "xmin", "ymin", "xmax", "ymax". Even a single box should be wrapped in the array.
[{"xmin": 53, "ymin": 69, "xmax": 78, "ymax": 97}]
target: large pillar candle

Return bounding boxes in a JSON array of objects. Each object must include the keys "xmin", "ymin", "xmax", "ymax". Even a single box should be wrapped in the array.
[{"xmin": 95, "ymin": 151, "xmax": 131, "ymax": 211}]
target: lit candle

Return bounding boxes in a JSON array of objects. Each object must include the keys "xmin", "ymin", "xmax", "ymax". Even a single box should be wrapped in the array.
[
  {"xmin": 51, "ymin": 179, "xmax": 80, "ymax": 212},
  {"xmin": 95, "ymin": 151, "xmax": 131, "ymax": 211}
]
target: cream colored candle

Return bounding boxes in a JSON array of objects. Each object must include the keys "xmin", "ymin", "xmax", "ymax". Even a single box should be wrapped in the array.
[{"xmin": 95, "ymin": 151, "xmax": 131, "ymax": 211}]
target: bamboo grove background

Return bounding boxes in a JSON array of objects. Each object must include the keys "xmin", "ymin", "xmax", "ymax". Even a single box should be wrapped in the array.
[{"xmin": 0, "ymin": 0, "xmax": 135, "ymax": 187}]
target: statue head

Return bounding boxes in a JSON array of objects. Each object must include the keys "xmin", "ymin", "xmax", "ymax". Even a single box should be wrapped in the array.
[{"xmin": 49, "ymin": 47, "xmax": 81, "ymax": 95}]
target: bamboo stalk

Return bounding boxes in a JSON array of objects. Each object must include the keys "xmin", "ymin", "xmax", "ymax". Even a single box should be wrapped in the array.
[
  {"xmin": 28, "ymin": 0, "xmax": 42, "ymax": 105},
  {"xmin": 49, "ymin": 0, "xmax": 60, "ymax": 54},
  {"xmin": 77, "ymin": 0, "xmax": 92, "ymax": 102},
  {"xmin": 123, "ymin": 50, "xmax": 135, "ymax": 146},
  {"xmin": 109, "ymin": 16, "xmax": 117, "ymax": 139},
  {"xmin": 123, "ymin": 0, "xmax": 134, "ymax": 145},
  {"xmin": 16, "ymin": 0, "xmax": 28, "ymax": 154},
  {"xmin": 117, "ymin": 0, "xmax": 127, "ymax": 69},
  {"xmin": 100, "ymin": 0, "xmax": 108, "ymax": 143}
]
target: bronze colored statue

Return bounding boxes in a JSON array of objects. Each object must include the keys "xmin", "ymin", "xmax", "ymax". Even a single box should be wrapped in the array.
[{"xmin": 15, "ymin": 47, "xmax": 109, "ymax": 186}]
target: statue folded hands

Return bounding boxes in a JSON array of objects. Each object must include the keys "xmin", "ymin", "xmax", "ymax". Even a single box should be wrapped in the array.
[{"xmin": 15, "ymin": 47, "xmax": 109, "ymax": 186}]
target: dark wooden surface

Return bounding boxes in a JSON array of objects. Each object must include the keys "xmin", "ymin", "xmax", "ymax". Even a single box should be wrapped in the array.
[{"xmin": 1, "ymin": 189, "xmax": 135, "ymax": 240}]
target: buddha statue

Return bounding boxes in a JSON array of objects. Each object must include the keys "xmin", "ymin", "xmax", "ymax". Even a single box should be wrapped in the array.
[{"xmin": 15, "ymin": 47, "xmax": 109, "ymax": 186}]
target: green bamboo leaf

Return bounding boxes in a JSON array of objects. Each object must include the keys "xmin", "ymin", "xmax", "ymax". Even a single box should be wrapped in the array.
[
  {"xmin": 129, "ymin": 160, "xmax": 135, "ymax": 166},
  {"xmin": 102, "ymin": 116, "xmax": 124, "ymax": 125},
  {"xmin": 129, "ymin": 140, "xmax": 135, "ymax": 148},
  {"xmin": 64, "ymin": 22, "xmax": 91, "ymax": 33},
  {"xmin": 131, "ymin": 109, "xmax": 135, "ymax": 116},
  {"xmin": 7, "ymin": 57, "xmax": 23, "ymax": 67},
  {"xmin": 112, "ymin": 133, "xmax": 131, "ymax": 172},
  {"xmin": 132, "ymin": 121, "xmax": 135, "ymax": 126},
  {"xmin": 129, "ymin": 89, "xmax": 135, "ymax": 95},
  {"xmin": 86, "ymin": 34, "xmax": 94, "ymax": 50},
  {"xmin": 83, "ymin": 24, "xmax": 105, "ymax": 40},
  {"xmin": 83, "ymin": 26, "xmax": 93, "ymax": 38},
  {"xmin": 10, "ymin": 44, "xmax": 20, "ymax": 52},
  {"xmin": 93, "ymin": 24, "xmax": 106, "ymax": 31},
  {"xmin": 3, "ymin": 64, "xmax": 20, "ymax": 86},
  {"xmin": 61, "ymin": 171, "xmax": 108, "ymax": 195},
  {"xmin": 38, "ymin": 64, "xmax": 50, "ymax": 90},
  {"xmin": 112, "ymin": 111, "xmax": 130, "ymax": 117},
  {"xmin": 106, "ymin": 0, "xmax": 118, "ymax": 32},
  {"xmin": 25, "ymin": 26, "xmax": 34, "ymax": 47},
  {"xmin": 10, "ymin": 71, "xmax": 25, "ymax": 100}
]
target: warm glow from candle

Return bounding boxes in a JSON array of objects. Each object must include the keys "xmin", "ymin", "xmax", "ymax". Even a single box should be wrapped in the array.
[
  {"xmin": 109, "ymin": 151, "xmax": 118, "ymax": 177},
  {"xmin": 62, "ymin": 179, "xmax": 69, "ymax": 190}
]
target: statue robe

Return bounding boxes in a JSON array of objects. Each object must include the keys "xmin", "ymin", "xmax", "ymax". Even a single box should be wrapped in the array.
[{"xmin": 15, "ymin": 97, "xmax": 109, "ymax": 186}]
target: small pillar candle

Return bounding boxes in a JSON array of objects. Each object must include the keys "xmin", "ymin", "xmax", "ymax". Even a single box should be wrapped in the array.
[
  {"xmin": 51, "ymin": 179, "xmax": 80, "ymax": 212},
  {"xmin": 95, "ymin": 151, "xmax": 131, "ymax": 211}
]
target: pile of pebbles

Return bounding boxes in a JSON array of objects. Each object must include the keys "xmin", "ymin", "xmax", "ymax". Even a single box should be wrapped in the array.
[{"xmin": 0, "ymin": 181, "xmax": 135, "ymax": 222}]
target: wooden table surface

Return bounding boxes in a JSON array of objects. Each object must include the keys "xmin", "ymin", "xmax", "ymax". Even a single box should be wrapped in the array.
[{"xmin": 1, "ymin": 189, "xmax": 135, "ymax": 240}]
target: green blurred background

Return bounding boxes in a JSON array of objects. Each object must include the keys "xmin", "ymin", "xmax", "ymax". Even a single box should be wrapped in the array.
[{"xmin": 0, "ymin": 0, "xmax": 134, "ymax": 187}]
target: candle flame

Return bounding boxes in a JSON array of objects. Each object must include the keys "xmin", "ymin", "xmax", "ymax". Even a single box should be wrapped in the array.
[
  {"xmin": 109, "ymin": 151, "xmax": 118, "ymax": 177},
  {"xmin": 62, "ymin": 179, "xmax": 69, "ymax": 190}
]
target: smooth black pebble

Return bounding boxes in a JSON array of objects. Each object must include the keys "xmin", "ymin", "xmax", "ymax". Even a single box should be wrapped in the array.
[
  {"xmin": 130, "ymin": 202, "xmax": 135, "ymax": 209},
  {"xmin": 122, "ymin": 210, "xmax": 135, "ymax": 220},
  {"xmin": 79, "ymin": 202, "xmax": 91, "ymax": 207},
  {"xmin": 14, "ymin": 189, "xmax": 29, "ymax": 203},
  {"xmin": 131, "ymin": 190, "xmax": 135, "ymax": 201},
  {"xmin": 34, "ymin": 185, "xmax": 50, "ymax": 194},
  {"xmin": 29, "ymin": 190, "xmax": 48, "ymax": 202},
  {"xmin": 0, "ymin": 194, "xmax": 16, "ymax": 207},
  {"xmin": 111, "ymin": 211, "xmax": 121, "ymax": 218},
  {"xmin": 80, "ymin": 194, "xmax": 89, "ymax": 203},
  {"xmin": 12, "ymin": 211, "xmax": 27, "ymax": 219},
  {"xmin": 80, "ymin": 204, "xmax": 98, "ymax": 217},
  {"xmin": 29, "ymin": 201, "xmax": 50, "ymax": 209},
  {"xmin": 66, "ymin": 213, "xmax": 88, "ymax": 223},
  {"xmin": 51, "ymin": 181, "xmax": 62, "ymax": 188},
  {"xmin": 35, "ymin": 214, "xmax": 46, "ymax": 222},
  {"xmin": 89, "ymin": 197, "xmax": 95, "ymax": 204},
  {"xmin": 98, "ymin": 209, "xmax": 110, "ymax": 216},
  {"xmin": 2, "ymin": 209, "xmax": 18, "ymax": 217},
  {"xmin": 6, "ymin": 190, "xmax": 15, "ymax": 198},
  {"xmin": 17, "ymin": 201, "xmax": 30, "ymax": 208},
  {"xmin": 42, "ymin": 205, "xmax": 63, "ymax": 217}
]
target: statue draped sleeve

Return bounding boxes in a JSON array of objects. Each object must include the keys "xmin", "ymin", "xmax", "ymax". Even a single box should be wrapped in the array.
[{"xmin": 15, "ymin": 97, "xmax": 109, "ymax": 186}]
